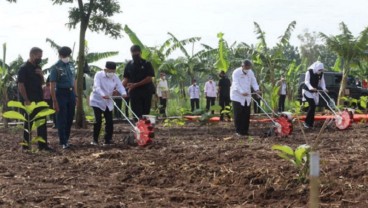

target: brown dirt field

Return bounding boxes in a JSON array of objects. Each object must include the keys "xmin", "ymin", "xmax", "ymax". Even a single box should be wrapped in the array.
[{"xmin": 0, "ymin": 119, "xmax": 367, "ymax": 208}]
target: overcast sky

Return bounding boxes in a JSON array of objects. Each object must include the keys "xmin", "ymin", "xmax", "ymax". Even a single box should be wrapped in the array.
[{"xmin": 1, "ymin": 0, "xmax": 368, "ymax": 68}]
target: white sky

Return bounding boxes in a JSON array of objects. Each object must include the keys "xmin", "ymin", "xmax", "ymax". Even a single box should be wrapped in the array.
[{"xmin": 1, "ymin": 0, "xmax": 368, "ymax": 68}]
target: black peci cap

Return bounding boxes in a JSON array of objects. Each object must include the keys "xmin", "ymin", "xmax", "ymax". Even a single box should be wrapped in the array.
[
  {"xmin": 242, "ymin": 59, "xmax": 252, "ymax": 66},
  {"xmin": 105, "ymin": 61, "xmax": 116, "ymax": 70}
]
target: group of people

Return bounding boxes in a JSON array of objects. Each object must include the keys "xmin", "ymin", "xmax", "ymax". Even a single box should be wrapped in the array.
[
  {"xmin": 17, "ymin": 43, "xmax": 330, "ymax": 150},
  {"xmin": 18, "ymin": 45, "xmax": 155, "ymax": 150}
]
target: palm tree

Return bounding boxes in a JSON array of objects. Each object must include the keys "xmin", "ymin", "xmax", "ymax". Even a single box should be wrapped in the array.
[{"xmin": 320, "ymin": 22, "xmax": 368, "ymax": 104}]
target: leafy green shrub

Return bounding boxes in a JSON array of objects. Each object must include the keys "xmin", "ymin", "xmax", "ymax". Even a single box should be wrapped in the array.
[{"xmin": 2, "ymin": 101, "xmax": 55, "ymax": 151}]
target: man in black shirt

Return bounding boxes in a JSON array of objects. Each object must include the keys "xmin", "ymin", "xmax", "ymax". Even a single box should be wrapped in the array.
[
  {"xmin": 218, "ymin": 71, "xmax": 231, "ymax": 121},
  {"xmin": 123, "ymin": 45, "xmax": 155, "ymax": 119},
  {"xmin": 17, "ymin": 47, "xmax": 51, "ymax": 151}
]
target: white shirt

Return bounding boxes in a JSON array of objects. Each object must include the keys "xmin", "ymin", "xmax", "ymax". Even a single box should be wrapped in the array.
[
  {"xmin": 230, "ymin": 67, "xmax": 259, "ymax": 106},
  {"xmin": 188, "ymin": 84, "xmax": 200, "ymax": 99},
  {"xmin": 281, "ymin": 82, "xmax": 287, "ymax": 95},
  {"xmin": 302, "ymin": 71, "xmax": 326, "ymax": 104},
  {"xmin": 204, "ymin": 80, "xmax": 217, "ymax": 97},
  {"xmin": 156, "ymin": 78, "xmax": 168, "ymax": 97},
  {"xmin": 89, "ymin": 71, "xmax": 127, "ymax": 111}
]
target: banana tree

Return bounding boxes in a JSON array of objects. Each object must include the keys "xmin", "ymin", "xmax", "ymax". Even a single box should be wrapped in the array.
[
  {"xmin": 247, "ymin": 21, "xmax": 296, "ymax": 88},
  {"xmin": 320, "ymin": 22, "xmax": 368, "ymax": 104}
]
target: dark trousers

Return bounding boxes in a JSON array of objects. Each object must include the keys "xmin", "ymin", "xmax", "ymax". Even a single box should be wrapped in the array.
[
  {"xmin": 130, "ymin": 93, "xmax": 152, "ymax": 119},
  {"xmin": 233, "ymin": 101, "xmax": 251, "ymax": 135},
  {"xmin": 45, "ymin": 99, "xmax": 57, "ymax": 125},
  {"xmin": 219, "ymin": 96, "xmax": 231, "ymax": 120},
  {"xmin": 190, "ymin": 98, "xmax": 200, "ymax": 112},
  {"xmin": 23, "ymin": 105, "xmax": 48, "ymax": 148},
  {"xmin": 56, "ymin": 89, "xmax": 76, "ymax": 145},
  {"xmin": 159, "ymin": 97, "xmax": 167, "ymax": 116},
  {"xmin": 93, "ymin": 106, "xmax": 113, "ymax": 143},
  {"xmin": 278, "ymin": 95, "xmax": 286, "ymax": 112},
  {"xmin": 113, "ymin": 98, "xmax": 122, "ymax": 119},
  {"xmin": 206, "ymin": 97, "xmax": 216, "ymax": 113},
  {"xmin": 304, "ymin": 95, "xmax": 316, "ymax": 127},
  {"xmin": 252, "ymin": 95, "xmax": 261, "ymax": 114}
]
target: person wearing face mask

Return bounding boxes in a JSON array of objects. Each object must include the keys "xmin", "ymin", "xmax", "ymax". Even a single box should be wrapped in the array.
[
  {"xmin": 230, "ymin": 60, "xmax": 261, "ymax": 137},
  {"xmin": 17, "ymin": 47, "xmax": 52, "ymax": 151},
  {"xmin": 276, "ymin": 75, "xmax": 287, "ymax": 112},
  {"xmin": 188, "ymin": 79, "xmax": 201, "ymax": 112},
  {"xmin": 50, "ymin": 46, "xmax": 77, "ymax": 149},
  {"xmin": 218, "ymin": 71, "xmax": 231, "ymax": 121},
  {"xmin": 122, "ymin": 45, "xmax": 155, "ymax": 120},
  {"xmin": 302, "ymin": 61, "xmax": 328, "ymax": 129},
  {"xmin": 204, "ymin": 76, "xmax": 217, "ymax": 114},
  {"xmin": 89, "ymin": 61, "xmax": 127, "ymax": 145},
  {"xmin": 156, "ymin": 72, "xmax": 169, "ymax": 117}
]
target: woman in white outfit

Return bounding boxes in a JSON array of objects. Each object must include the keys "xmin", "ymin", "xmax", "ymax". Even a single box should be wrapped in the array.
[{"xmin": 302, "ymin": 61, "xmax": 328, "ymax": 128}]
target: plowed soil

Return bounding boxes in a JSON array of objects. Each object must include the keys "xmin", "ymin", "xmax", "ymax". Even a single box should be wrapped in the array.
[{"xmin": 0, "ymin": 119, "xmax": 367, "ymax": 208}]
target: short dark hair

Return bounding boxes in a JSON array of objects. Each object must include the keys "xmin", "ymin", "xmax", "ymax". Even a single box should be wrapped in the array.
[
  {"xmin": 105, "ymin": 61, "xmax": 117, "ymax": 70},
  {"xmin": 242, "ymin": 59, "xmax": 252, "ymax": 66},
  {"xmin": 29, "ymin": 47, "xmax": 42, "ymax": 56},
  {"xmin": 58, "ymin": 46, "xmax": 72, "ymax": 57},
  {"xmin": 130, "ymin": 45, "xmax": 141, "ymax": 53}
]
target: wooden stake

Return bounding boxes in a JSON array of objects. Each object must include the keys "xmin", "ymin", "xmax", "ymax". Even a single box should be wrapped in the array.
[{"xmin": 309, "ymin": 151, "xmax": 320, "ymax": 208}]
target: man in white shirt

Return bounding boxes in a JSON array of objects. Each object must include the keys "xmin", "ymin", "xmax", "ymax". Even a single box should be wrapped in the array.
[
  {"xmin": 204, "ymin": 76, "xmax": 217, "ymax": 113},
  {"xmin": 302, "ymin": 61, "xmax": 328, "ymax": 128},
  {"xmin": 230, "ymin": 60, "xmax": 261, "ymax": 136},
  {"xmin": 156, "ymin": 72, "xmax": 169, "ymax": 117},
  {"xmin": 89, "ymin": 61, "xmax": 127, "ymax": 145},
  {"xmin": 188, "ymin": 79, "xmax": 200, "ymax": 112},
  {"xmin": 276, "ymin": 75, "xmax": 287, "ymax": 112}
]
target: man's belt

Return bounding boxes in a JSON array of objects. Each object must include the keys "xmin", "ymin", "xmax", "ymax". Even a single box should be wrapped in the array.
[{"xmin": 57, "ymin": 87, "xmax": 73, "ymax": 91}]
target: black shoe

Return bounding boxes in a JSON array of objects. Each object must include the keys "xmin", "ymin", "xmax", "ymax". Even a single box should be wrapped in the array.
[
  {"xmin": 103, "ymin": 140, "xmax": 114, "ymax": 146},
  {"xmin": 40, "ymin": 146, "xmax": 55, "ymax": 152},
  {"xmin": 303, "ymin": 122, "xmax": 311, "ymax": 129}
]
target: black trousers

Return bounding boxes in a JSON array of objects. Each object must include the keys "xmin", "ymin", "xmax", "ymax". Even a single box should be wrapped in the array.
[
  {"xmin": 278, "ymin": 95, "xmax": 286, "ymax": 112},
  {"xmin": 93, "ymin": 106, "xmax": 113, "ymax": 143},
  {"xmin": 130, "ymin": 93, "xmax": 152, "ymax": 119},
  {"xmin": 23, "ymin": 105, "xmax": 48, "ymax": 148},
  {"xmin": 190, "ymin": 98, "xmax": 200, "ymax": 112},
  {"xmin": 206, "ymin": 97, "xmax": 216, "ymax": 113},
  {"xmin": 219, "ymin": 96, "xmax": 231, "ymax": 120},
  {"xmin": 45, "ymin": 99, "xmax": 57, "ymax": 125},
  {"xmin": 232, "ymin": 101, "xmax": 251, "ymax": 135},
  {"xmin": 252, "ymin": 96, "xmax": 261, "ymax": 114},
  {"xmin": 159, "ymin": 97, "xmax": 167, "ymax": 116},
  {"xmin": 113, "ymin": 98, "xmax": 122, "ymax": 119},
  {"xmin": 304, "ymin": 95, "xmax": 316, "ymax": 127}
]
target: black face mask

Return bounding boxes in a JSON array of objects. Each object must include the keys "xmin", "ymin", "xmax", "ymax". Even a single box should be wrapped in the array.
[
  {"xmin": 132, "ymin": 54, "xmax": 141, "ymax": 63},
  {"xmin": 34, "ymin": 58, "xmax": 42, "ymax": 65}
]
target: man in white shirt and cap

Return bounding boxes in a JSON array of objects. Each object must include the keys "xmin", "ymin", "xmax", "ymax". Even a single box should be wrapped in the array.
[
  {"xmin": 89, "ymin": 61, "xmax": 127, "ymax": 145},
  {"xmin": 230, "ymin": 60, "xmax": 261, "ymax": 136},
  {"xmin": 302, "ymin": 61, "xmax": 328, "ymax": 128},
  {"xmin": 156, "ymin": 72, "xmax": 169, "ymax": 117},
  {"xmin": 204, "ymin": 76, "xmax": 217, "ymax": 114}
]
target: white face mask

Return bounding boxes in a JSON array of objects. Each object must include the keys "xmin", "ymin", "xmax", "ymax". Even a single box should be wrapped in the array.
[
  {"xmin": 106, "ymin": 72, "xmax": 114, "ymax": 78},
  {"xmin": 61, "ymin": 57, "xmax": 70, "ymax": 63}
]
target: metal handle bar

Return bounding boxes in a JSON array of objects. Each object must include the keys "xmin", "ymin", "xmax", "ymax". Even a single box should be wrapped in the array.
[
  {"xmin": 316, "ymin": 90, "xmax": 341, "ymax": 115},
  {"xmin": 110, "ymin": 95, "xmax": 140, "ymax": 121},
  {"xmin": 250, "ymin": 93, "xmax": 278, "ymax": 126},
  {"xmin": 251, "ymin": 93, "xmax": 278, "ymax": 116}
]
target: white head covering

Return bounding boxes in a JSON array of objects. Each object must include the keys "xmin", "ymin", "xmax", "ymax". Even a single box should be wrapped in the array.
[{"xmin": 308, "ymin": 61, "xmax": 324, "ymax": 74}]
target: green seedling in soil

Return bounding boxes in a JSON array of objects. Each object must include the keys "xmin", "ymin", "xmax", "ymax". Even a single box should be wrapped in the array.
[
  {"xmin": 2, "ymin": 101, "xmax": 55, "ymax": 152},
  {"xmin": 272, "ymin": 144, "xmax": 311, "ymax": 183},
  {"xmin": 220, "ymin": 105, "xmax": 233, "ymax": 120}
]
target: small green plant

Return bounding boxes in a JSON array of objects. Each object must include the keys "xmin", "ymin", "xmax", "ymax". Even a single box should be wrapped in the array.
[
  {"xmin": 220, "ymin": 105, "xmax": 233, "ymax": 120},
  {"xmin": 2, "ymin": 101, "xmax": 55, "ymax": 152},
  {"xmin": 272, "ymin": 144, "xmax": 311, "ymax": 183}
]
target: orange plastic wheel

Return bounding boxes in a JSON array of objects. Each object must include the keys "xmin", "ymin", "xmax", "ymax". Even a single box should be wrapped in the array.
[
  {"xmin": 274, "ymin": 116, "xmax": 293, "ymax": 137},
  {"xmin": 335, "ymin": 110, "xmax": 352, "ymax": 130},
  {"xmin": 134, "ymin": 118, "xmax": 154, "ymax": 146}
]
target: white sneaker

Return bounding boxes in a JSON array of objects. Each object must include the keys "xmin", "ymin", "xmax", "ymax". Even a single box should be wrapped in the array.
[
  {"xmin": 90, "ymin": 141, "xmax": 98, "ymax": 146},
  {"xmin": 62, "ymin": 144, "xmax": 69, "ymax": 149}
]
